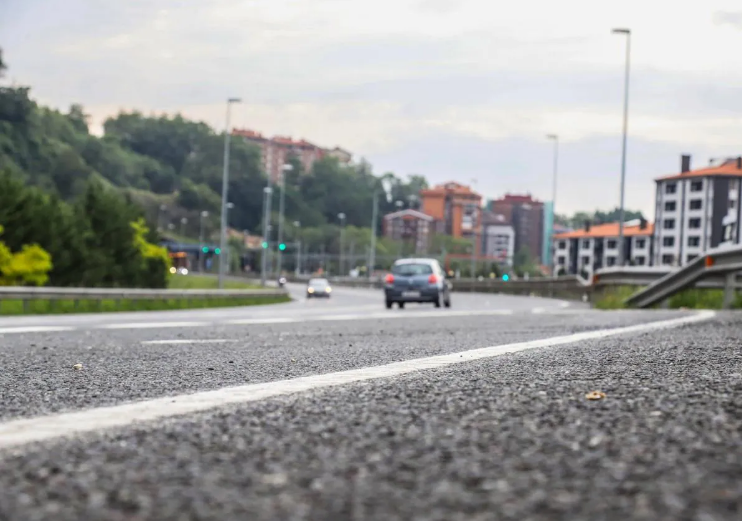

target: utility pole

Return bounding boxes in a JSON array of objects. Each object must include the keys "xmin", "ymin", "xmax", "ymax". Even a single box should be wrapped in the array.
[
  {"xmin": 547, "ymin": 134, "xmax": 559, "ymax": 273},
  {"xmin": 293, "ymin": 221, "xmax": 301, "ymax": 276},
  {"xmin": 218, "ymin": 97, "xmax": 241, "ymax": 289},
  {"xmin": 199, "ymin": 210, "xmax": 208, "ymax": 272},
  {"xmin": 368, "ymin": 189, "xmax": 378, "ymax": 280},
  {"xmin": 338, "ymin": 212, "xmax": 346, "ymax": 276}
]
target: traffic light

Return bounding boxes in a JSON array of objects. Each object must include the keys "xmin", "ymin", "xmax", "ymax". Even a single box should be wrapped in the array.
[
  {"xmin": 261, "ymin": 241, "xmax": 268, "ymax": 249},
  {"xmin": 214, "ymin": 248, "xmax": 221, "ymax": 255},
  {"xmin": 201, "ymin": 246, "xmax": 209, "ymax": 253},
  {"xmin": 278, "ymin": 243, "xmax": 286, "ymax": 251},
  {"xmin": 502, "ymin": 274, "xmax": 509, "ymax": 281}
]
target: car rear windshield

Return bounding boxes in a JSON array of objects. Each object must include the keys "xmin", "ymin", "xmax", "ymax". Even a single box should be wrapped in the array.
[{"xmin": 392, "ymin": 263, "xmax": 434, "ymax": 276}]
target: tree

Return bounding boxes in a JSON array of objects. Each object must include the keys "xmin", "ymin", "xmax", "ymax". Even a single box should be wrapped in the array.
[
  {"xmin": 0, "ymin": 47, "xmax": 5, "ymax": 78},
  {"xmin": 0, "ymin": 225, "xmax": 53, "ymax": 286}
]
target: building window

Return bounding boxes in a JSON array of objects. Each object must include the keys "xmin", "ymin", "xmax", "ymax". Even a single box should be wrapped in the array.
[
  {"xmin": 635, "ymin": 256, "xmax": 646, "ymax": 266},
  {"xmin": 558, "ymin": 241, "xmax": 566, "ymax": 250},
  {"xmin": 664, "ymin": 201, "xmax": 676, "ymax": 211},
  {"xmin": 689, "ymin": 199, "xmax": 702, "ymax": 210},
  {"xmin": 606, "ymin": 257, "xmax": 616, "ymax": 267},
  {"xmin": 731, "ymin": 179, "xmax": 739, "ymax": 191},
  {"xmin": 663, "ymin": 236, "xmax": 675, "ymax": 247},
  {"xmin": 557, "ymin": 256, "xmax": 565, "ymax": 265},
  {"xmin": 606, "ymin": 239, "xmax": 617, "ymax": 249},
  {"xmin": 690, "ymin": 180, "xmax": 703, "ymax": 192},
  {"xmin": 687, "ymin": 254, "xmax": 698, "ymax": 263},
  {"xmin": 581, "ymin": 256, "xmax": 590, "ymax": 267},
  {"xmin": 635, "ymin": 238, "xmax": 646, "ymax": 249},
  {"xmin": 661, "ymin": 254, "xmax": 674, "ymax": 265},
  {"xmin": 730, "ymin": 200, "xmax": 737, "ymax": 210},
  {"xmin": 581, "ymin": 239, "xmax": 590, "ymax": 249},
  {"xmin": 688, "ymin": 218, "xmax": 701, "ymax": 229},
  {"xmin": 665, "ymin": 183, "xmax": 677, "ymax": 194},
  {"xmin": 663, "ymin": 219, "xmax": 675, "ymax": 230},
  {"xmin": 687, "ymin": 236, "xmax": 700, "ymax": 247}
]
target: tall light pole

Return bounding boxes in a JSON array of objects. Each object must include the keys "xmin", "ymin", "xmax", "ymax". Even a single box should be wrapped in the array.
[
  {"xmin": 218, "ymin": 97, "xmax": 242, "ymax": 289},
  {"xmin": 180, "ymin": 217, "xmax": 188, "ymax": 238},
  {"xmin": 199, "ymin": 210, "xmax": 208, "ymax": 272},
  {"xmin": 260, "ymin": 186, "xmax": 273, "ymax": 286},
  {"xmin": 613, "ymin": 28, "xmax": 631, "ymax": 266},
  {"xmin": 368, "ymin": 189, "xmax": 378, "ymax": 279},
  {"xmin": 338, "ymin": 212, "xmax": 346, "ymax": 276},
  {"xmin": 276, "ymin": 163, "xmax": 293, "ymax": 276},
  {"xmin": 158, "ymin": 204, "xmax": 167, "ymax": 232},
  {"xmin": 546, "ymin": 134, "xmax": 559, "ymax": 272}
]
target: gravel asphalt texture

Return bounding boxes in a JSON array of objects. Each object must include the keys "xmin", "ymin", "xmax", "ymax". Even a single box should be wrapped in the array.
[{"xmin": 0, "ymin": 287, "xmax": 740, "ymax": 520}]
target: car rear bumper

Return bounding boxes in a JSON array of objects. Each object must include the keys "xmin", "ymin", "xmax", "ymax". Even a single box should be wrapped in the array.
[
  {"xmin": 307, "ymin": 291, "xmax": 331, "ymax": 297},
  {"xmin": 385, "ymin": 288, "xmax": 440, "ymax": 302}
]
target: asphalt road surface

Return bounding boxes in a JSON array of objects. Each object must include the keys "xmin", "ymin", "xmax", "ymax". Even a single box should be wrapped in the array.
[{"xmin": 0, "ymin": 285, "xmax": 740, "ymax": 520}]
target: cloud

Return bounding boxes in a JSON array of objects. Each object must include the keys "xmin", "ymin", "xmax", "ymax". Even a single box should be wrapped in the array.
[{"xmin": 4, "ymin": 0, "xmax": 742, "ymax": 218}]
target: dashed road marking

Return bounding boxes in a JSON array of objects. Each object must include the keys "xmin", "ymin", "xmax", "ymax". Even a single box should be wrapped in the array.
[
  {"xmin": 0, "ymin": 310, "xmax": 715, "ymax": 450},
  {"xmin": 141, "ymin": 339, "xmax": 238, "ymax": 345},
  {"xmin": 99, "ymin": 322, "xmax": 210, "ymax": 330},
  {"xmin": 0, "ymin": 326, "xmax": 76, "ymax": 334}
]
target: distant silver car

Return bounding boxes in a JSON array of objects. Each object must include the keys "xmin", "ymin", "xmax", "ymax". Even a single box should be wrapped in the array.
[
  {"xmin": 384, "ymin": 258, "xmax": 451, "ymax": 309},
  {"xmin": 306, "ymin": 278, "xmax": 332, "ymax": 298}
]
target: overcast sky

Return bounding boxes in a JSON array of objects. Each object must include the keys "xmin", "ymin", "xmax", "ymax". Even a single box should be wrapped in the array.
[{"xmin": 3, "ymin": 0, "xmax": 742, "ymax": 217}]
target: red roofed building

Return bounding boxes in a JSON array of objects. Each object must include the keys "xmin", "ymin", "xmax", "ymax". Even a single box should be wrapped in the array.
[
  {"xmin": 232, "ymin": 129, "xmax": 351, "ymax": 182},
  {"xmin": 553, "ymin": 219, "xmax": 654, "ymax": 275},
  {"xmin": 653, "ymin": 154, "xmax": 742, "ymax": 266},
  {"xmin": 419, "ymin": 182, "xmax": 482, "ymax": 250}
]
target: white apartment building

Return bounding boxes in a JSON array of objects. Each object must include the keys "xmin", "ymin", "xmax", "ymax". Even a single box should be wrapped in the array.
[
  {"xmin": 482, "ymin": 222, "xmax": 516, "ymax": 266},
  {"xmin": 553, "ymin": 220, "xmax": 654, "ymax": 275},
  {"xmin": 653, "ymin": 155, "xmax": 742, "ymax": 266}
]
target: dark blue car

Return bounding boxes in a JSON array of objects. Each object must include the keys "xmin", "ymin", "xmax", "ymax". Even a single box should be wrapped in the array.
[{"xmin": 384, "ymin": 258, "xmax": 451, "ymax": 309}]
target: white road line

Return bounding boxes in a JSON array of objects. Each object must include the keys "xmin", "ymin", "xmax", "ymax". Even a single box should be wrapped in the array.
[
  {"xmin": 98, "ymin": 322, "xmax": 210, "ymax": 330},
  {"xmin": 0, "ymin": 326, "xmax": 76, "ymax": 334},
  {"xmin": 0, "ymin": 310, "xmax": 715, "ymax": 451},
  {"xmin": 227, "ymin": 317, "xmax": 297, "ymax": 325},
  {"xmin": 532, "ymin": 308, "xmax": 545, "ymax": 314},
  {"xmin": 141, "ymin": 339, "xmax": 238, "ymax": 345}
]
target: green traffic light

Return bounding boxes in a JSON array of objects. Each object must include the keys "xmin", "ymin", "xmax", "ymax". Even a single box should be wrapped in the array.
[
  {"xmin": 278, "ymin": 243, "xmax": 286, "ymax": 251},
  {"xmin": 215, "ymin": 248, "xmax": 221, "ymax": 255},
  {"xmin": 502, "ymin": 274, "xmax": 509, "ymax": 281},
  {"xmin": 261, "ymin": 241, "xmax": 268, "ymax": 249},
  {"xmin": 201, "ymin": 246, "xmax": 209, "ymax": 253}
]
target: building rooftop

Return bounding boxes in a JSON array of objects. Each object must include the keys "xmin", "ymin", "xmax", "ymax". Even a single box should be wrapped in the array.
[
  {"xmin": 421, "ymin": 181, "xmax": 482, "ymax": 198},
  {"xmin": 554, "ymin": 221, "xmax": 654, "ymax": 239},
  {"xmin": 383, "ymin": 209, "xmax": 435, "ymax": 221},
  {"xmin": 656, "ymin": 156, "xmax": 742, "ymax": 181}
]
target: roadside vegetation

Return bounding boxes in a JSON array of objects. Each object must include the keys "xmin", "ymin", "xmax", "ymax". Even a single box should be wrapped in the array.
[
  {"xmin": 167, "ymin": 273, "xmax": 260, "ymax": 290},
  {"xmin": 594, "ymin": 286, "xmax": 742, "ymax": 310}
]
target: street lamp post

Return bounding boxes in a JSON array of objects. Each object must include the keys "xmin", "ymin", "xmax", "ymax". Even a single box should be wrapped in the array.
[
  {"xmin": 338, "ymin": 212, "xmax": 346, "ymax": 276},
  {"xmin": 199, "ymin": 211, "xmax": 208, "ymax": 272},
  {"xmin": 546, "ymin": 134, "xmax": 559, "ymax": 273},
  {"xmin": 276, "ymin": 163, "xmax": 293, "ymax": 276},
  {"xmin": 613, "ymin": 28, "xmax": 631, "ymax": 266},
  {"xmin": 218, "ymin": 97, "xmax": 242, "ymax": 289},
  {"xmin": 260, "ymin": 186, "xmax": 273, "ymax": 286},
  {"xmin": 180, "ymin": 217, "xmax": 188, "ymax": 238},
  {"xmin": 158, "ymin": 204, "xmax": 167, "ymax": 232}
]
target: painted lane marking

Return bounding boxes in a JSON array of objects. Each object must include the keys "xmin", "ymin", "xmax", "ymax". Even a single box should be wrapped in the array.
[
  {"xmin": 0, "ymin": 326, "xmax": 76, "ymax": 334},
  {"xmin": 141, "ymin": 339, "xmax": 238, "ymax": 345},
  {"xmin": 227, "ymin": 317, "xmax": 297, "ymax": 325},
  {"xmin": 0, "ymin": 310, "xmax": 715, "ymax": 450},
  {"xmin": 98, "ymin": 322, "xmax": 210, "ymax": 330},
  {"xmin": 532, "ymin": 308, "xmax": 545, "ymax": 314}
]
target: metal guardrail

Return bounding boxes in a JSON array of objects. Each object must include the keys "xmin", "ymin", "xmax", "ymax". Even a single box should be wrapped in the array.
[
  {"xmin": 0, "ymin": 286, "xmax": 289, "ymax": 314},
  {"xmin": 624, "ymin": 244, "xmax": 742, "ymax": 308},
  {"xmin": 0, "ymin": 287, "xmax": 287, "ymax": 300}
]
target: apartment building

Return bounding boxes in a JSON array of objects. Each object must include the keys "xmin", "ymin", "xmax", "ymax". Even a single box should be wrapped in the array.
[
  {"xmin": 653, "ymin": 155, "xmax": 742, "ymax": 266},
  {"xmin": 232, "ymin": 129, "xmax": 351, "ymax": 182},
  {"xmin": 481, "ymin": 212, "xmax": 515, "ymax": 265},
  {"xmin": 420, "ymin": 182, "xmax": 482, "ymax": 249},
  {"xmin": 382, "ymin": 209, "xmax": 435, "ymax": 254},
  {"xmin": 489, "ymin": 194, "xmax": 544, "ymax": 261},
  {"xmin": 553, "ymin": 220, "xmax": 654, "ymax": 275}
]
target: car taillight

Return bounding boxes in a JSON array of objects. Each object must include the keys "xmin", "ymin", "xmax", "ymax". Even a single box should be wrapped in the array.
[
  {"xmin": 428, "ymin": 274, "xmax": 438, "ymax": 284},
  {"xmin": 385, "ymin": 274, "xmax": 394, "ymax": 284}
]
